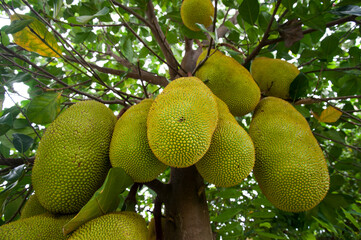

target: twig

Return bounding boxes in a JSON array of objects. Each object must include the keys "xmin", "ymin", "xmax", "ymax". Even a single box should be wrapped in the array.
[
  {"xmin": 243, "ymin": 0, "xmax": 282, "ymax": 66},
  {"xmin": 294, "ymin": 95, "xmax": 361, "ymax": 105},
  {"xmin": 313, "ymin": 132, "xmax": 361, "ymax": 153}
]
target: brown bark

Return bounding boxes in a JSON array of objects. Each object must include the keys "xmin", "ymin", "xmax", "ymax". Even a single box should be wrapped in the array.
[{"xmin": 162, "ymin": 166, "xmax": 213, "ymax": 240}]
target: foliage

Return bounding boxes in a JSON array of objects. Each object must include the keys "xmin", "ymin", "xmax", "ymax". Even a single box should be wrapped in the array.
[{"xmin": 0, "ymin": 0, "xmax": 360, "ymax": 239}]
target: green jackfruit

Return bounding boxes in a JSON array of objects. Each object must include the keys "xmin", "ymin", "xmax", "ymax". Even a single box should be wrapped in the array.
[
  {"xmin": 181, "ymin": 0, "xmax": 214, "ymax": 31},
  {"xmin": 110, "ymin": 99, "xmax": 167, "ymax": 183},
  {"xmin": 249, "ymin": 97, "xmax": 330, "ymax": 212},
  {"xmin": 0, "ymin": 213, "xmax": 73, "ymax": 240},
  {"xmin": 196, "ymin": 49, "xmax": 261, "ymax": 117},
  {"xmin": 68, "ymin": 211, "xmax": 148, "ymax": 240},
  {"xmin": 32, "ymin": 100, "xmax": 116, "ymax": 214},
  {"xmin": 250, "ymin": 57, "xmax": 300, "ymax": 99},
  {"xmin": 147, "ymin": 77, "xmax": 218, "ymax": 168},
  {"xmin": 196, "ymin": 97, "xmax": 255, "ymax": 187},
  {"xmin": 20, "ymin": 194, "xmax": 47, "ymax": 219}
]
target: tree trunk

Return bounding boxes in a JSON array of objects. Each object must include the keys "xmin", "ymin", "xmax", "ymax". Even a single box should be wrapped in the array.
[{"xmin": 162, "ymin": 166, "xmax": 213, "ymax": 240}]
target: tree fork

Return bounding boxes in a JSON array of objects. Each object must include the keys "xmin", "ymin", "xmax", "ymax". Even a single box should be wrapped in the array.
[{"xmin": 162, "ymin": 166, "xmax": 213, "ymax": 240}]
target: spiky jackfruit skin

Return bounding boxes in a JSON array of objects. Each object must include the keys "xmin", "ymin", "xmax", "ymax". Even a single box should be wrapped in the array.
[
  {"xmin": 110, "ymin": 99, "xmax": 167, "ymax": 182},
  {"xmin": 147, "ymin": 77, "xmax": 218, "ymax": 168},
  {"xmin": 196, "ymin": 49, "xmax": 261, "ymax": 117},
  {"xmin": 32, "ymin": 100, "xmax": 116, "ymax": 214},
  {"xmin": 196, "ymin": 97, "xmax": 255, "ymax": 187},
  {"xmin": 181, "ymin": 0, "xmax": 214, "ymax": 31},
  {"xmin": 0, "ymin": 213, "xmax": 73, "ymax": 240},
  {"xmin": 20, "ymin": 194, "xmax": 47, "ymax": 219},
  {"xmin": 249, "ymin": 97, "xmax": 330, "ymax": 212},
  {"xmin": 250, "ymin": 57, "xmax": 300, "ymax": 99},
  {"xmin": 68, "ymin": 211, "xmax": 148, "ymax": 240}
]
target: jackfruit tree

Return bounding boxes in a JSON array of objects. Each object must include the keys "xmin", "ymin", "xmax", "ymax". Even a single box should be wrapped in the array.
[{"xmin": 0, "ymin": 1, "xmax": 360, "ymax": 240}]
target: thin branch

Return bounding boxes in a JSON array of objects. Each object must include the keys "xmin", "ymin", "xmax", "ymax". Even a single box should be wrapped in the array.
[
  {"xmin": 243, "ymin": 0, "xmax": 282, "ymax": 66},
  {"xmin": 137, "ymin": 61, "xmax": 149, "ymax": 98},
  {"xmin": 0, "ymin": 156, "xmax": 35, "ymax": 167},
  {"xmin": 146, "ymin": 0, "xmax": 184, "ymax": 78},
  {"xmin": 109, "ymin": 0, "xmax": 180, "ymax": 78},
  {"xmin": 294, "ymin": 95, "xmax": 361, "ymax": 105},
  {"xmin": 314, "ymin": 132, "xmax": 361, "ymax": 153},
  {"xmin": 304, "ymin": 66, "xmax": 361, "ymax": 74}
]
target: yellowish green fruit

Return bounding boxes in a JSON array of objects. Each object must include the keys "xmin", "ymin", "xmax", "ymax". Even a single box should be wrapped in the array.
[
  {"xmin": 147, "ymin": 77, "xmax": 218, "ymax": 168},
  {"xmin": 68, "ymin": 211, "xmax": 148, "ymax": 240},
  {"xmin": 32, "ymin": 100, "xmax": 116, "ymax": 214},
  {"xmin": 110, "ymin": 99, "xmax": 167, "ymax": 182},
  {"xmin": 196, "ymin": 49, "xmax": 261, "ymax": 117},
  {"xmin": 196, "ymin": 97, "xmax": 255, "ymax": 187},
  {"xmin": 249, "ymin": 97, "xmax": 330, "ymax": 212},
  {"xmin": 250, "ymin": 57, "xmax": 300, "ymax": 99},
  {"xmin": 181, "ymin": 0, "xmax": 214, "ymax": 31},
  {"xmin": 20, "ymin": 194, "xmax": 47, "ymax": 219},
  {"xmin": 0, "ymin": 213, "xmax": 73, "ymax": 240}
]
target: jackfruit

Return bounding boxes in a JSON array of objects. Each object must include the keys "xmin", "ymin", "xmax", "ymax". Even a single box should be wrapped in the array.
[
  {"xmin": 68, "ymin": 211, "xmax": 148, "ymax": 239},
  {"xmin": 181, "ymin": 0, "xmax": 214, "ymax": 31},
  {"xmin": 20, "ymin": 194, "xmax": 47, "ymax": 219},
  {"xmin": 196, "ymin": 49, "xmax": 261, "ymax": 117},
  {"xmin": 249, "ymin": 97, "xmax": 330, "ymax": 212},
  {"xmin": 110, "ymin": 99, "xmax": 167, "ymax": 183},
  {"xmin": 32, "ymin": 100, "xmax": 116, "ymax": 214},
  {"xmin": 196, "ymin": 97, "xmax": 255, "ymax": 187},
  {"xmin": 250, "ymin": 57, "xmax": 300, "ymax": 99},
  {"xmin": 147, "ymin": 77, "xmax": 218, "ymax": 168},
  {"xmin": 0, "ymin": 213, "xmax": 73, "ymax": 239}
]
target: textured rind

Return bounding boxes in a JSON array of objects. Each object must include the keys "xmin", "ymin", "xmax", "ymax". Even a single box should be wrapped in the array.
[
  {"xmin": 196, "ymin": 97, "xmax": 255, "ymax": 187},
  {"xmin": 68, "ymin": 211, "xmax": 148, "ymax": 240},
  {"xmin": 0, "ymin": 213, "xmax": 73, "ymax": 240},
  {"xmin": 181, "ymin": 0, "xmax": 214, "ymax": 31},
  {"xmin": 250, "ymin": 57, "xmax": 300, "ymax": 99},
  {"xmin": 32, "ymin": 100, "xmax": 116, "ymax": 214},
  {"xmin": 20, "ymin": 194, "xmax": 47, "ymax": 219},
  {"xmin": 249, "ymin": 97, "xmax": 330, "ymax": 212},
  {"xmin": 110, "ymin": 99, "xmax": 167, "ymax": 183},
  {"xmin": 147, "ymin": 77, "xmax": 218, "ymax": 168},
  {"xmin": 196, "ymin": 49, "xmax": 261, "ymax": 117}
]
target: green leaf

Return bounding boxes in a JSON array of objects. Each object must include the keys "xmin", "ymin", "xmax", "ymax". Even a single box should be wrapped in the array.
[
  {"xmin": 26, "ymin": 92, "xmax": 61, "ymax": 125},
  {"xmin": 320, "ymin": 35, "xmax": 340, "ymax": 59},
  {"xmin": 76, "ymin": 7, "xmax": 110, "ymax": 24},
  {"xmin": 0, "ymin": 181, "xmax": 19, "ymax": 216},
  {"xmin": 341, "ymin": 207, "xmax": 360, "ymax": 229},
  {"xmin": 282, "ymin": 0, "xmax": 297, "ymax": 10},
  {"xmin": 212, "ymin": 207, "xmax": 243, "ymax": 222},
  {"xmin": 239, "ymin": 0, "xmax": 260, "ymax": 26},
  {"xmin": 254, "ymin": 230, "xmax": 287, "ymax": 239},
  {"xmin": 0, "ymin": 113, "xmax": 14, "ymax": 136},
  {"xmin": 4, "ymin": 19, "xmax": 34, "ymax": 34},
  {"xmin": 2, "ymin": 164, "xmax": 26, "ymax": 182},
  {"xmin": 10, "ymin": 14, "xmax": 62, "ymax": 57},
  {"xmin": 1, "ymin": 31, "xmax": 10, "ymax": 46},
  {"xmin": 62, "ymin": 167, "xmax": 133, "ymax": 235},
  {"xmin": 12, "ymin": 133, "xmax": 34, "ymax": 153},
  {"xmin": 249, "ymin": 211, "xmax": 276, "ymax": 218},
  {"xmin": 331, "ymin": 5, "xmax": 361, "ymax": 16},
  {"xmin": 289, "ymin": 72, "xmax": 310, "ymax": 100},
  {"xmin": 313, "ymin": 217, "xmax": 338, "ymax": 234},
  {"xmin": 3, "ymin": 194, "xmax": 23, "ymax": 222}
]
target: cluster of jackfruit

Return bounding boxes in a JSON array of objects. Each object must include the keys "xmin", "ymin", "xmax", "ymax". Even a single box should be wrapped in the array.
[{"xmin": 0, "ymin": 50, "xmax": 331, "ymax": 238}]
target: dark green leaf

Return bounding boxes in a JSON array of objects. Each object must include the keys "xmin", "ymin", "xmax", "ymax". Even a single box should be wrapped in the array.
[
  {"xmin": 249, "ymin": 211, "xmax": 276, "ymax": 218},
  {"xmin": 254, "ymin": 230, "xmax": 287, "ymax": 239},
  {"xmin": 12, "ymin": 133, "xmax": 34, "ymax": 153},
  {"xmin": 331, "ymin": 5, "xmax": 361, "ymax": 16},
  {"xmin": 320, "ymin": 35, "xmax": 339, "ymax": 59},
  {"xmin": 212, "ymin": 207, "xmax": 243, "ymax": 222},
  {"xmin": 4, "ymin": 19, "xmax": 34, "ymax": 34},
  {"xmin": 2, "ymin": 164, "xmax": 26, "ymax": 182},
  {"xmin": 26, "ymin": 92, "xmax": 61, "ymax": 125},
  {"xmin": 239, "ymin": 0, "xmax": 260, "ymax": 26},
  {"xmin": 0, "ymin": 113, "xmax": 13, "ymax": 136},
  {"xmin": 76, "ymin": 7, "xmax": 110, "ymax": 24},
  {"xmin": 289, "ymin": 72, "xmax": 310, "ymax": 100},
  {"xmin": 62, "ymin": 167, "xmax": 133, "ymax": 235}
]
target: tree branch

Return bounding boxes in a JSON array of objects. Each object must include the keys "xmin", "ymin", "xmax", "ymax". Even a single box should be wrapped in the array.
[
  {"xmin": 0, "ymin": 157, "xmax": 35, "ymax": 167},
  {"xmin": 243, "ymin": 0, "xmax": 282, "ymax": 66},
  {"xmin": 294, "ymin": 95, "xmax": 361, "ymax": 105},
  {"xmin": 146, "ymin": 1, "xmax": 184, "ymax": 79},
  {"xmin": 144, "ymin": 179, "xmax": 169, "ymax": 203}
]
